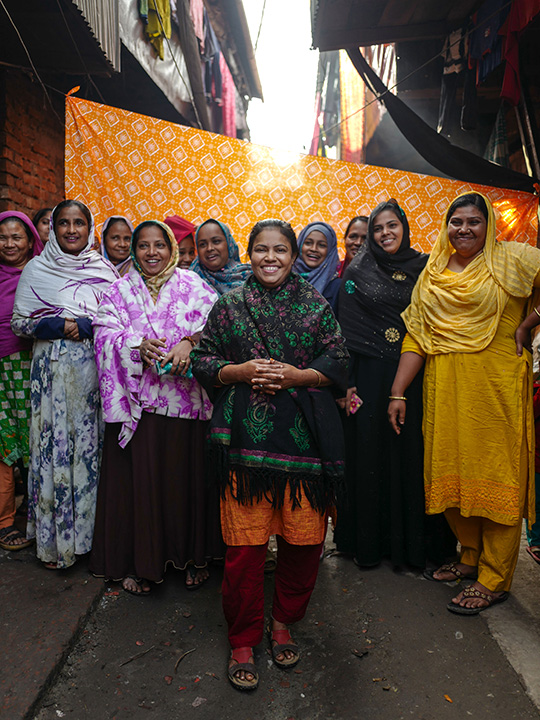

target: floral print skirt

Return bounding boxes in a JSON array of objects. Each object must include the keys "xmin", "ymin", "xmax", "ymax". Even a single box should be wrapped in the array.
[{"xmin": 27, "ymin": 339, "xmax": 103, "ymax": 568}]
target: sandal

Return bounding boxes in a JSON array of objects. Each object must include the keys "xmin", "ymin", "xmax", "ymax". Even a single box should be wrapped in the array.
[
  {"xmin": 0, "ymin": 525, "xmax": 34, "ymax": 551},
  {"xmin": 185, "ymin": 565, "xmax": 209, "ymax": 591},
  {"xmin": 227, "ymin": 647, "xmax": 258, "ymax": 691},
  {"xmin": 423, "ymin": 562, "xmax": 477, "ymax": 583},
  {"xmin": 526, "ymin": 546, "xmax": 540, "ymax": 566},
  {"xmin": 267, "ymin": 624, "xmax": 300, "ymax": 669},
  {"xmin": 447, "ymin": 585, "xmax": 509, "ymax": 616},
  {"xmin": 122, "ymin": 576, "xmax": 151, "ymax": 596}
]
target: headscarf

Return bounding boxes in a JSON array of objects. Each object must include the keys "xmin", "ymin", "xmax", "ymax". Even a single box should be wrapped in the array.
[
  {"xmin": 339, "ymin": 200, "xmax": 428, "ymax": 360},
  {"xmin": 294, "ymin": 221, "xmax": 340, "ymax": 294},
  {"xmin": 100, "ymin": 215, "xmax": 135, "ymax": 277},
  {"xmin": 0, "ymin": 211, "xmax": 44, "ymax": 358},
  {"xmin": 12, "ymin": 202, "xmax": 118, "ymax": 320},
  {"xmin": 403, "ymin": 192, "xmax": 540, "ymax": 355},
  {"xmin": 130, "ymin": 220, "xmax": 179, "ymax": 302},
  {"xmin": 191, "ymin": 219, "xmax": 251, "ymax": 295},
  {"xmin": 164, "ymin": 215, "xmax": 196, "ymax": 243}
]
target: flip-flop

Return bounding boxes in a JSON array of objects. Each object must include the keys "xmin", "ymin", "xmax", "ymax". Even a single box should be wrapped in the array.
[
  {"xmin": 185, "ymin": 565, "xmax": 209, "ymax": 591},
  {"xmin": 447, "ymin": 586, "xmax": 509, "ymax": 615},
  {"xmin": 423, "ymin": 562, "xmax": 478, "ymax": 583},
  {"xmin": 122, "ymin": 576, "xmax": 151, "ymax": 596},
  {"xmin": 267, "ymin": 625, "xmax": 300, "ymax": 669},
  {"xmin": 227, "ymin": 647, "xmax": 258, "ymax": 691},
  {"xmin": 526, "ymin": 546, "xmax": 540, "ymax": 566}
]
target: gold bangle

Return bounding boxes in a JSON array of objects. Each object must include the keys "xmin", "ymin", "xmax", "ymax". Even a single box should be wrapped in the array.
[
  {"xmin": 181, "ymin": 335, "xmax": 196, "ymax": 347},
  {"xmin": 217, "ymin": 366, "xmax": 228, "ymax": 385},
  {"xmin": 309, "ymin": 368, "xmax": 322, "ymax": 387},
  {"xmin": 533, "ymin": 307, "xmax": 540, "ymax": 319},
  {"xmin": 389, "ymin": 395, "xmax": 407, "ymax": 401}
]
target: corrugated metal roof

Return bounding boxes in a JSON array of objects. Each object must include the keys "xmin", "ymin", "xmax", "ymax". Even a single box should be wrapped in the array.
[{"xmin": 73, "ymin": 0, "xmax": 121, "ymax": 71}]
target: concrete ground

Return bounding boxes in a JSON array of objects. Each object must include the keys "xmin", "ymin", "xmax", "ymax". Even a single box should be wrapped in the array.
[{"xmin": 3, "ymin": 527, "xmax": 539, "ymax": 720}]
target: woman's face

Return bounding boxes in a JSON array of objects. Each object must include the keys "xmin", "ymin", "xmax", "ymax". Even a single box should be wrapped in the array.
[
  {"xmin": 250, "ymin": 228, "xmax": 296, "ymax": 289},
  {"xmin": 301, "ymin": 230, "xmax": 328, "ymax": 269},
  {"xmin": 344, "ymin": 220, "xmax": 367, "ymax": 261},
  {"xmin": 197, "ymin": 222, "xmax": 229, "ymax": 271},
  {"xmin": 36, "ymin": 212, "xmax": 51, "ymax": 244},
  {"xmin": 177, "ymin": 235, "xmax": 195, "ymax": 269},
  {"xmin": 447, "ymin": 204, "xmax": 487, "ymax": 259},
  {"xmin": 104, "ymin": 220, "xmax": 131, "ymax": 265},
  {"xmin": 55, "ymin": 205, "xmax": 89, "ymax": 255},
  {"xmin": 0, "ymin": 220, "xmax": 33, "ymax": 268},
  {"xmin": 135, "ymin": 225, "xmax": 172, "ymax": 276},
  {"xmin": 372, "ymin": 210, "xmax": 403, "ymax": 255}
]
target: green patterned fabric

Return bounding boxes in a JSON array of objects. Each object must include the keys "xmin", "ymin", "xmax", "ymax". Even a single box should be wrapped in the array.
[
  {"xmin": 0, "ymin": 350, "xmax": 32, "ymax": 466},
  {"xmin": 191, "ymin": 273, "xmax": 349, "ymax": 511}
]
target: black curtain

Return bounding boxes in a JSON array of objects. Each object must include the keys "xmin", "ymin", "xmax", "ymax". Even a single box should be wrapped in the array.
[{"xmin": 347, "ymin": 48, "xmax": 537, "ymax": 194}]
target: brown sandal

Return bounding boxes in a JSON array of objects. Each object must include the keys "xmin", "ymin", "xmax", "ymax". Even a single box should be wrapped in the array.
[
  {"xmin": 0, "ymin": 525, "xmax": 34, "ymax": 551},
  {"xmin": 447, "ymin": 585, "xmax": 509, "ymax": 615},
  {"xmin": 267, "ymin": 625, "xmax": 300, "ymax": 669},
  {"xmin": 227, "ymin": 647, "xmax": 258, "ymax": 691},
  {"xmin": 423, "ymin": 562, "xmax": 477, "ymax": 582}
]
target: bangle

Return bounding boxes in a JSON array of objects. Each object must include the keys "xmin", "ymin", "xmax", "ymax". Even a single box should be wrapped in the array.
[
  {"xmin": 534, "ymin": 307, "xmax": 540, "ymax": 320},
  {"xmin": 309, "ymin": 368, "xmax": 322, "ymax": 387},
  {"xmin": 389, "ymin": 395, "xmax": 407, "ymax": 401},
  {"xmin": 217, "ymin": 366, "xmax": 228, "ymax": 385},
  {"xmin": 181, "ymin": 335, "xmax": 196, "ymax": 347}
]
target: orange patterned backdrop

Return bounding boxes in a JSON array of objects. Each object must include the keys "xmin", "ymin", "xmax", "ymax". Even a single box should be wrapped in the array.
[{"xmin": 65, "ymin": 95, "xmax": 538, "ymax": 258}]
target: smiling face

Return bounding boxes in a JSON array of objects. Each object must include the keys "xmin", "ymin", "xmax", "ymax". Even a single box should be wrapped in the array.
[
  {"xmin": 177, "ymin": 235, "xmax": 195, "ymax": 269},
  {"xmin": 104, "ymin": 220, "xmax": 132, "ymax": 265},
  {"xmin": 54, "ymin": 205, "xmax": 90, "ymax": 255},
  {"xmin": 249, "ymin": 228, "xmax": 296, "ymax": 289},
  {"xmin": 344, "ymin": 220, "xmax": 367, "ymax": 261},
  {"xmin": 134, "ymin": 225, "xmax": 172, "ymax": 276},
  {"xmin": 372, "ymin": 210, "xmax": 403, "ymax": 255},
  {"xmin": 447, "ymin": 205, "xmax": 487, "ymax": 260},
  {"xmin": 301, "ymin": 230, "xmax": 328, "ymax": 269},
  {"xmin": 0, "ymin": 219, "xmax": 33, "ymax": 268},
  {"xmin": 197, "ymin": 222, "xmax": 229, "ymax": 272},
  {"xmin": 36, "ymin": 212, "xmax": 51, "ymax": 244}
]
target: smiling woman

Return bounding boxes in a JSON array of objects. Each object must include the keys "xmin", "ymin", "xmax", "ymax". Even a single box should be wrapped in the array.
[
  {"xmin": 191, "ymin": 218, "xmax": 349, "ymax": 691},
  {"xmin": 191, "ymin": 219, "xmax": 251, "ymax": 295},
  {"xmin": 100, "ymin": 216, "xmax": 134, "ymax": 276},
  {"xmin": 294, "ymin": 221, "xmax": 341, "ymax": 312}
]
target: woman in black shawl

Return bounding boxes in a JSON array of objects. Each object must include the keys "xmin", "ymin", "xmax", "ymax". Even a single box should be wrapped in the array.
[
  {"xmin": 191, "ymin": 219, "xmax": 348, "ymax": 691},
  {"xmin": 335, "ymin": 199, "xmax": 454, "ymax": 569}
]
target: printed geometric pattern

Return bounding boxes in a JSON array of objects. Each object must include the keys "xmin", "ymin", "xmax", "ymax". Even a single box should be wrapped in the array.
[{"xmin": 65, "ymin": 96, "xmax": 539, "ymax": 257}]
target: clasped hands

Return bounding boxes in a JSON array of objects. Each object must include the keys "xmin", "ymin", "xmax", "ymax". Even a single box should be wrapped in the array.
[
  {"xmin": 139, "ymin": 336, "xmax": 192, "ymax": 376},
  {"xmin": 238, "ymin": 358, "xmax": 303, "ymax": 395}
]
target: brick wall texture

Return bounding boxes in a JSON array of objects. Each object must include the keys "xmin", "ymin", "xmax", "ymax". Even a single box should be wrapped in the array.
[{"xmin": 0, "ymin": 69, "xmax": 65, "ymax": 217}]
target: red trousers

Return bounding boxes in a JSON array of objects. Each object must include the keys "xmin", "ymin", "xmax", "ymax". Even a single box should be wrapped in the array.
[{"xmin": 222, "ymin": 535, "xmax": 324, "ymax": 649}]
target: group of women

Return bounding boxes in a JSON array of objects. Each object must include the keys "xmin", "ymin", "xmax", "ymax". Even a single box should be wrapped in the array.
[{"xmin": 0, "ymin": 191, "xmax": 538, "ymax": 691}]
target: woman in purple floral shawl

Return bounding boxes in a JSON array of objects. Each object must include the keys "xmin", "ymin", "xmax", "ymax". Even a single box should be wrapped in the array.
[{"xmin": 89, "ymin": 220, "xmax": 223, "ymax": 595}]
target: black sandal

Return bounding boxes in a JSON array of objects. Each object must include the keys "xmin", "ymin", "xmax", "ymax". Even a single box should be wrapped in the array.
[
  {"xmin": 0, "ymin": 525, "xmax": 34, "ymax": 551},
  {"xmin": 227, "ymin": 647, "xmax": 259, "ymax": 691},
  {"xmin": 267, "ymin": 624, "xmax": 300, "ymax": 669},
  {"xmin": 121, "ymin": 576, "xmax": 151, "ymax": 596}
]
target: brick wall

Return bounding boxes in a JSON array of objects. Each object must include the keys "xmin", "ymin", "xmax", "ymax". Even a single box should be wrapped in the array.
[{"xmin": 0, "ymin": 69, "xmax": 65, "ymax": 217}]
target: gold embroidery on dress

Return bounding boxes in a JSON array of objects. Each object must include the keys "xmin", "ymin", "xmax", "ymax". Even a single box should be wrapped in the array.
[
  {"xmin": 392, "ymin": 270, "xmax": 407, "ymax": 281},
  {"xmin": 385, "ymin": 327, "xmax": 401, "ymax": 343}
]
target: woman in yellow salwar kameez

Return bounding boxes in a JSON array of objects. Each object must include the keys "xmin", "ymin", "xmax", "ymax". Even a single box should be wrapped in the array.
[{"xmin": 388, "ymin": 192, "xmax": 540, "ymax": 615}]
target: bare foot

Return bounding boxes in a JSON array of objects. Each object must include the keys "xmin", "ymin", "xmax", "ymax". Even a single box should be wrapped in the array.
[
  {"xmin": 229, "ymin": 648, "xmax": 256, "ymax": 683},
  {"xmin": 122, "ymin": 576, "xmax": 150, "ymax": 594},
  {"xmin": 185, "ymin": 566, "xmax": 209, "ymax": 588}
]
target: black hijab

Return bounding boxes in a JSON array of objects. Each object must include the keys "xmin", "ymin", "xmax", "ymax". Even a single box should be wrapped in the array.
[{"xmin": 338, "ymin": 200, "xmax": 428, "ymax": 361}]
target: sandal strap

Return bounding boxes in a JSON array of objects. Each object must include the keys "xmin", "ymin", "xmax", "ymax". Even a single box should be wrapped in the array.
[
  {"xmin": 439, "ymin": 562, "xmax": 467, "ymax": 579},
  {"xmin": 270, "ymin": 627, "xmax": 293, "ymax": 645},
  {"xmin": 230, "ymin": 647, "xmax": 253, "ymax": 664},
  {"xmin": 462, "ymin": 586, "xmax": 494, "ymax": 603},
  {"xmin": 271, "ymin": 642, "xmax": 299, "ymax": 658}
]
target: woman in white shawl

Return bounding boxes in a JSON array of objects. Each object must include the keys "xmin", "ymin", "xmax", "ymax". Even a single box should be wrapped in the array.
[{"xmin": 12, "ymin": 199, "xmax": 118, "ymax": 569}]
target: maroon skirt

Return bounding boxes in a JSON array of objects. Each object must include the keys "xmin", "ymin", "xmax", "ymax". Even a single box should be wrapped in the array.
[{"xmin": 89, "ymin": 412, "xmax": 224, "ymax": 583}]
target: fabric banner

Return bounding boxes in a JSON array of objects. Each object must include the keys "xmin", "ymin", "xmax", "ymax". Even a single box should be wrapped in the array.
[{"xmin": 65, "ymin": 96, "xmax": 538, "ymax": 256}]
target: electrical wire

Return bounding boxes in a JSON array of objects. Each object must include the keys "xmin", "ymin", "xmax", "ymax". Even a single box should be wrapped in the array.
[
  {"xmin": 311, "ymin": 0, "xmax": 514, "ymax": 147},
  {"xmin": 254, "ymin": 0, "xmax": 267, "ymax": 52},
  {"xmin": 0, "ymin": 0, "xmax": 64, "ymax": 126}
]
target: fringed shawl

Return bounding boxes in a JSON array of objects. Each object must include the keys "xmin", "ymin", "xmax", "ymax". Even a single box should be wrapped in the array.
[{"xmin": 191, "ymin": 272, "xmax": 349, "ymax": 512}]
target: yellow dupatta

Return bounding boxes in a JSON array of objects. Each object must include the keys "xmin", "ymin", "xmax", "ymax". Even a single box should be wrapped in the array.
[
  {"xmin": 402, "ymin": 192, "xmax": 540, "ymax": 354},
  {"xmin": 131, "ymin": 221, "xmax": 179, "ymax": 303}
]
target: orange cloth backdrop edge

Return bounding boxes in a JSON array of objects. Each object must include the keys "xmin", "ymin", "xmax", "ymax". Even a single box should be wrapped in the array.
[{"xmin": 65, "ymin": 96, "xmax": 539, "ymax": 258}]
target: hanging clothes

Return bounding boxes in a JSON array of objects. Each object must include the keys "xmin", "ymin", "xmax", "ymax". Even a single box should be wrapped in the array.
[
  {"xmin": 139, "ymin": 0, "xmax": 171, "ymax": 60},
  {"xmin": 500, "ymin": 0, "xmax": 540, "ymax": 106},
  {"xmin": 219, "ymin": 53, "xmax": 237, "ymax": 138}
]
